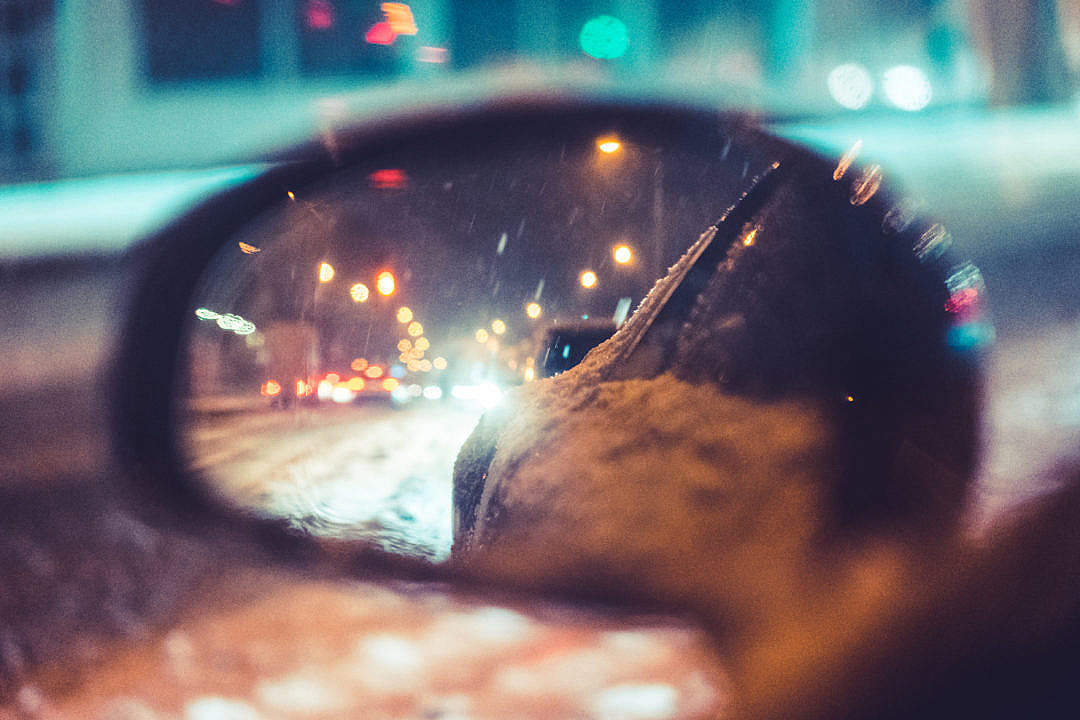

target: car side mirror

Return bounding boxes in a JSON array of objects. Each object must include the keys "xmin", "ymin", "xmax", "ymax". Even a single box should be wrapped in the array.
[{"xmin": 115, "ymin": 97, "xmax": 988, "ymax": 649}]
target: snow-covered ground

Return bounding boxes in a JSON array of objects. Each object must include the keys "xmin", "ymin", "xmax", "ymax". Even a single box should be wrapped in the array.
[{"xmin": 186, "ymin": 402, "xmax": 485, "ymax": 561}]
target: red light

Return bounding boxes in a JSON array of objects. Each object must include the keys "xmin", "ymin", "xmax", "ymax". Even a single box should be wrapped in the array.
[
  {"xmin": 364, "ymin": 365, "xmax": 384, "ymax": 379},
  {"xmin": 369, "ymin": 168, "xmax": 407, "ymax": 189},
  {"xmin": 365, "ymin": 20, "xmax": 396, "ymax": 45},
  {"xmin": 261, "ymin": 380, "xmax": 282, "ymax": 397},
  {"xmin": 945, "ymin": 287, "xmax": 979, "ymax": 316},
  {"xmin": 305, "ymin": 0, "xmax": 335, "ymax": 30}
]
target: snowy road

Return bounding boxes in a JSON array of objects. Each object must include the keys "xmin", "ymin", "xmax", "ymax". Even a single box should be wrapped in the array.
[{"xmin": 186, "ymin": 402, "xmax": 485, "ymax": 561}]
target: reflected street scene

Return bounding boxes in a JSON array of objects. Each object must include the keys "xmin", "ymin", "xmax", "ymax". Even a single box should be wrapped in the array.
[{"xmin": 182, "ymin": 119, "xmax": 776, "ymax": 558}]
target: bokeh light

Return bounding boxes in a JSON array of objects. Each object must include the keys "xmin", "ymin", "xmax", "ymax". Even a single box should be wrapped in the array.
[
  {"xmin": 397, "ymin": 339, "xmax": 412, "ymax": 352},
  {"xmin": 580, "ymin": 270, "xmax": 598, "ymax": 288},
  {"xmin": 414, "ymin": 337, "xmax": 430, "ymax": 351},
  {"xmin": 351, "ymin": 357, "xmax": 368, "ymax": 371},
  {"xmin": 396, "ymin": 306, "xmax": 413, "ymax": 323},
  {"xmin": 827, "ymin": 63, "xmax": 873, "ymax": 110},
  {"xmin": 526, "ymin": 302, "xmax": 542, "ymax": 319},
  {"xmin": 579, "ymin": 15, "xmax": 629, "ymax": 59},
  {"xmin": 318, "ymin": 262, "xmax": 335, "ymax": 283},
  {"xmin": 261, "ymin": 380, "xmax": 281, "ymax": 397},
  {"xmin": 349, "ymin": 282, "xmax": 369, "ymax": 303},
  {"xmin": 407, "ymin": 321, "xmax": 423, "ymax": 337},
  {"xmin": 883, "ymin": 65, "xmax": 932, "ymax": 111},
  {"xmin": 613, "ymin": 245, "xmax": 632, "ymax": 264},
  {"xmin": 491, "ymin": 318, "xmax": 506, "ymax": 335},
  {"xmin": 364, "ymin": 365, "xmax": 384, "ymax": 379},
  {"xmin": 433, "ymin": 356, "xmax": 447, "ymax": 370},
  {"xmin": 475, "ymin": 328, "xmax": 489, "ymax": 343}
]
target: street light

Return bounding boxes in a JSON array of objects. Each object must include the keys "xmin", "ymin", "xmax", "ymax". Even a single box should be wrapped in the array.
[
  {"xmin": 376, "ymin": 271, "xmax": 396, "ymax": 296},
  {"xmin": 613, "ymin": 245, "xmax": 632, "ymax": 264},
  {"xmin": 491, "ymin": 319, "xmax": 506, "ymax": 335},
  {"xmin": 526, "ymin": 302, "xmax": 542, "ymax": 319},
  {"xmin": 580, "ymin": 270, "xmax": 598, "ymax": 288},
  {"xmin": 407, "ymin": 321, "xmax": 423, "ymax": 337},
  {"xmin": 318, "ymin": 262, "xmax": 335, "ymax": 283},
  {"xmin": 597, "ymin": 137, "xmax": 621, "ymax": 154},
  {"xmin": 475, "ymin": 328, "xmax": 489, "ymax": 343},
  {"xmin": 396, "ymin": 306, "xmax": 413, "ymax": 323}
]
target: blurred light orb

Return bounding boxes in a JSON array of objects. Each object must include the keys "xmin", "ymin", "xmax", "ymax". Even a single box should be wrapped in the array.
[
  {"xmin": 349, "ymin": 282, "xmax": 369, "ymax": 303},
  {"xmin": 419, "ymin": 359, "xmax": 432, "ymax": 372},
  {"xmin": 883, "ymin": 65, "xmax": 932, "ymax": 111},
  {"xmin": 397, "ymin": 339, "xmax": 412, "ymax": 352},
  {"xmin": 485, "ymin": 338, "xmax": 499, "ymax": 352},
  {"xmin": 407, "ymin": 321, "xmax": 423, "ymax": 337},
  {"xmin": 261, "ymin": 380, "xmax": 282, "ymax": 397},
  {"xmin": 523, "ymin": 367, "xmax": 535, "ymax": 382},
  {"xmin": 364, "ymin": 365, "xmax": 384, "ymax": 379},
  {"xmin": 347, "ymin": 377, "xmax": 366, "ymax": 391},
  {"xmin": 351, "ymin": 357, "xmax": 368, "ymax": 372},
  {"xmin": 580, "ymin": 270, "xmax": 598, "ymax": 289},
  {"xmin": 319, "ymin": 262, "xmax": 335, "ymax": 283},
  {"xmin": 613, "ymin": 245, "xmax": 632, "ymax": 264},
  {"xmin": 396, "ymin": 306, "xmax": 413, "ymax": 323},
  {"xmin": 376, "ymin": 271, "xmax": 396, "ymax": 296},
  {"xmin": 423, "ymin": 386, "xmax": 443, "ymax": 400},
  {"xmin": 475, "ymin": 328, "xmax": 489, "ymax": 343},
  {"xmin": 317, "ymin": 379, "xmax": 334, "ymax": 400},
  {"xmin": 526, "ymin": 302, "xmax": 542, "ymax": 319},
  {"xmin": 827, "ymin": 63, "xmax": 873, "ymax": 110},
  {"xmin": 414, "ymin": 337, "xmax": 430, "ymax": 351},
  {"xmin": 579, "ymin": 15, "xmax": 629, "ymax": 59},
  {"xmin": 382, "ymin": 378, "xmax": 400, "ymax": 391},
  {"xmin": 433, "ymin": 356, "xmax": 447, "ymax": 370},
  {"xmin": 597, "ymin": 138, "xmax": 622, "ymax": 154},
  {"xmin": 491, "ymin": 319, "xmax": 507, "ymax": 335},
  {"xmin": 331, "ymin": 386, "xmax": 355, "ymax": 404},
  {"xmin": 304, "ymin": 0, "xmax": 335, "ymax": 30}
]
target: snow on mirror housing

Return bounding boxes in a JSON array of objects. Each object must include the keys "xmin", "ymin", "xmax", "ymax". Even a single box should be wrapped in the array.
[{"xmin": 165, "ymin": 103, "xmax": 988, "ymax": 591}]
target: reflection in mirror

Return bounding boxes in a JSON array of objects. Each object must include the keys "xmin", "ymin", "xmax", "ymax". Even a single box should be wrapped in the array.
[{"xmin": 182, "ymin": 121, "xmax": 774, "ymax": 561}]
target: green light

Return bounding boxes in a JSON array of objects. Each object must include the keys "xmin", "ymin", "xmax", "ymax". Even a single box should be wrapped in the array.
[{"xmin": 579, "ymin": 15, "xmax": 628, "ymax": 60}]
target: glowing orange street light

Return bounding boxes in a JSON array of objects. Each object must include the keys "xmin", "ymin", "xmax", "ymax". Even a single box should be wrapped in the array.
[
  {"xmin": 597, "ymin": 138, "xmax": 621, "ymax": 154},
  {"xmin": 318, "ymin": 262, "xmax": 335, "ymax": 283},
  {"xmin": 613, "ymin": 244, "xmax": 632, "ymax": 264},
  {"xmin": 526, "ymin": 302, "xmax": 542, "ymax": 319},
  {"xmin": 376, "ymin": 271, "xmax": 396, "ymax": 296},
  {"xmin": 580, "ymin": 270, "xmax": 598, "ymax": 289}
]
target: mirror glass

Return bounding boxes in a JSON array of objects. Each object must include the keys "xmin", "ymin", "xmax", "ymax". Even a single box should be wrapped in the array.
[{"xmin": 181, "ymin": 114, "xmax": 779, "ymax": 561}]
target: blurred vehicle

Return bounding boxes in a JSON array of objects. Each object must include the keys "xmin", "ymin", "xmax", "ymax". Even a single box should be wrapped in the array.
[{"xmin": 537, "ymin": 320, "xmax": 618, "ymax": 378}]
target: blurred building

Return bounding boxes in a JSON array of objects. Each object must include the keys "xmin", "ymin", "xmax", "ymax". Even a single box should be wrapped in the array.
[{"xmin": 0, "ymin": 0, "xmax": 1072, "ymax": 183}]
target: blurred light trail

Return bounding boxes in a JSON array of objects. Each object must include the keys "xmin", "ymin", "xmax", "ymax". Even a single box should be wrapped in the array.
[
  {"xmin": 382, "ymin": 3, "xmax": 417, "ymax": 35},
  {"xmin": 237, "ymin": 241, "xmax": 261, "ymax": 254},
  {"xmin": 417, "ymin": 46, "xmax": 448, "ymax": 63},
  {"xmin": 350, "ymin": 282, "xmax": 370, "ymax": 303},
  {"xmin": 370, "ymin": 168, "xmax": 407, "ymax": 189},
  {"xmin": 365, "ymin": 21, "xmax": 395, "ymax": 45},
  {"xmin": 376, "ymin": 271, "xmax": 396, "ymax": 296}
]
